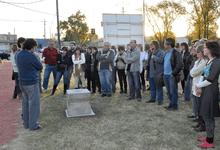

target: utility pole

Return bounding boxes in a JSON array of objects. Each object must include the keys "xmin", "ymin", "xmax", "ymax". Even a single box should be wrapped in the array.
[
  {"xmin": 56, "ymin": 0, "xmax": 61, "ymax": 49},
  {"xmin": 43, "ymin": 19, "xmax": 46, "ymax": 39},
  {"xmin": 142, "ymin": 0, "xmax": 145, "ymax": 50}
]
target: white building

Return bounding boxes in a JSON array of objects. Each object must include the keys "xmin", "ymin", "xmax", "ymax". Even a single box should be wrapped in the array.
[{"xmin": 102, "ymin": 14, "xmax": 144, "ymax": 47}]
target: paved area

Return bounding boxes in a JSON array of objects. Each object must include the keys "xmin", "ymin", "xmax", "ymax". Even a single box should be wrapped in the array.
[{"xmin": 0, "ymin": 62, "xmax": 20, "ymax": 145}]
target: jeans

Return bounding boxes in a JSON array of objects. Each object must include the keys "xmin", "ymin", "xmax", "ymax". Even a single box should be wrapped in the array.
[
  {"xmin": 66, "ymin": 66, "xmax": 73, "ymax": 89},
  {"xmin": 149, "ymin": 77, "xmax": 163, "ymax": 102},
  {"xmin": 163, "ymin": 75, "xmax": 178, "ymax": 108},
  {"xmin": 192, "ymin": 95, "xmax": 201, "ymax": 117},
  {"xmin": 99, "ymin": 69, "xmax": 112, "ymax": 95},
  {"xmin": 13, "ymin": 72, "xmax": 21, "ymax": 99},
  {"xmin": 43, "ymin": 64, "xmax": 57, "ymax": 90},
  {"xmin": 91, "ymin": 71, "xmax": 101, "ymax": 93},
  {"xmin": 140, "ymin": 69, "xmax": 146, "ymax": 90},
  {"xmin": 117, "ymin": 69, "xmax": 127, "ymax": 92},
  {"xmin": 54, "ymin": 70, "xmax": 68, "ymax": 86},
  {"xmin": 112, "ymin": 67, "xmax": 117, "ymax": 93},
  {"xmin": 20, "ymin": 82, "xmax": 40, "ymax": 130},
  {"xmin": 127, "ymin": 71, "xmax": 141, "ymax": 99},
  {"xmin": 184, "ymin": 75, "xmax": 192, "ymax": 101}
]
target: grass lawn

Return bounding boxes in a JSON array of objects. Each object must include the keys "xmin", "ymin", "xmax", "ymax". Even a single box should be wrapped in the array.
[{"xmin": 1, "ymin": 83, "xmax": 220, "ymax": 150}]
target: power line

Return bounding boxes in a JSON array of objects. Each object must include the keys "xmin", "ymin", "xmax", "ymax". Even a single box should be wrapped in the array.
[
  {"xmin": 0, "ymin": 0, "xmax": 46, "ymax": 5},
  {"xmin": 0, "ymin": 0, "xmax": 55, "ymax": 16},
  {"xmin": 0, "ymin": 18, "xmax": 45, "ymax": 22}
]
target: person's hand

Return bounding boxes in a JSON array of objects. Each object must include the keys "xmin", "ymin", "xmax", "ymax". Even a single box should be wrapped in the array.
[{"xmin": 195, "ymin": 86, "xmax": 202, "ymax": 97}]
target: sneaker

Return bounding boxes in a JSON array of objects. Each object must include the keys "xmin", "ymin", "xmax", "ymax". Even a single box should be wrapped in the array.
[
  {"xmin": 101, "ymin": 94, "xmax": 107, "ymax": 97},
  {"xmin": 137, "ymin": 98, "xmax": 142, "ymax": 102},
  {"xmin": 107, "ymin": 94, "xmax": 112, "ymax": 97},
  {"xmin": 158, "ymin": 102, "xmax": 163, "ymax": 105},
  {"xmin": 187, "ymin": 115, "xmax": 196, "ymax": 119},
  {"xmin": 146, "ymin": 100, "xmax": 156, "ymax": 103},
  {"xmin": 127, "ymin": 97, "xmax": 135, "ymax": 101},
  {"xmin": 198, "ymin": 140, "xmax": 215, "ymax": 149}
]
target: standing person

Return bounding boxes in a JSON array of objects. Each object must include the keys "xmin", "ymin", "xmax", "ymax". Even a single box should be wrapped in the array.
[
  {"xmin": 139, "ymin": 45, "xmax": 148, "ymax": 92},
  {"xmin": 96, "ymin": 42, "xmax": 114, "ymax": 97},
  {"xmin": 42, "ymin": 40, "xmax": 58, "ymax": 91},
  {"xmin": 147, "ymin": 41, "xmax": 165, "ymax": 105},
  {"xmin": 163, "ymin": 38, "xmax": 183, "ymax": 111},
  {"xmin": 111, "ymin": 45, "xmax": 117, "ymax": 93},
  {"xmin": 51, "ymin": 47, "xmax": 69, "ymax": 95},
  {"xmin": 85, "ymin": 47, "xmax": 92, "ymax": 91},
  {"xmin": 11, "ymin": 44, "xmax": 21, "ymax": 99},
  {"xmin": 72, "ymin": 47, "xmax": 86, "ymax": 89},
  {"xmin": 12, "ymin": 37, "xmax": 26, "ymax": 99},
  {"xmin": 66, "ymin": 47, "xmax": 74, "ymax": 89},
  {"xmin": 91, "ymin": 47, "xmax": 101, "ymax": 93},
  {"xmin": 125, "ymin": 40, "xmax": 141, "ymax": 101},
  {"xmin": 180, "ymin": 42, "xmax": 192, "ymax": 94},
  {"xmin": 190, "ymin": 45, "xmax": 207, "ymax": 132},
  {"xmin": 196, "ymin": 41, "xmax": 220, "ymax": 148},
  {"xmin": 16, "ymin": 39, "xmax": 43, "ymax": 130},
  {"xmin": 116, "ymin": 45, "xmax": 127, "ymax": 94}
]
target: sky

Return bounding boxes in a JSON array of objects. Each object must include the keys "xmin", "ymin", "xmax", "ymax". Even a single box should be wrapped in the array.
[{"xmin": 0, "ymin": 0, "xmax": 219, "ymax": 39}]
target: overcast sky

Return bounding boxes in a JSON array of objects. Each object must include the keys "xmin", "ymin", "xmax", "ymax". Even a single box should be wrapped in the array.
[{"xmin": 0, "ymin": 0, "xmax": 219, "ymax": 39}]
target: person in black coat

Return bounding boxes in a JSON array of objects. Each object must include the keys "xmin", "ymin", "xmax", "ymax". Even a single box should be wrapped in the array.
[
  {"xmin": 85, "ymin": 47, "xmax": 92, "ymax": 91},
  {"xmin": 91, "ymin": 47, "xmax": 101, "ymax": 93},
  {"xmin": 180, "ymin": 42, "xmax": 192, "ymax": 94},
  {"xmin": 51, "ymin": 47, "xmax": 69, "ymax": 95}
]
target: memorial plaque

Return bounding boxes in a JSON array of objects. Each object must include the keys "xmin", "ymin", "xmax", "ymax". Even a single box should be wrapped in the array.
[{"xmin": 65, "ymin": 89, "xmax": 95, "ymax": 117}]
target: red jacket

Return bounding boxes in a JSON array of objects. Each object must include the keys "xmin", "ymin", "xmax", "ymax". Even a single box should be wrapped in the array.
[{"xmin": 42, "ymin": 47, "xmax": 58, "ymax": 65}]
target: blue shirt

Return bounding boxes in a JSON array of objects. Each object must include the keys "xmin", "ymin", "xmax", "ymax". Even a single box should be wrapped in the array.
[
  {"xmin": 16, "ymin": 50, "xmax": 43, "ymax": 85},
  {"xmin": 164, "ymin": 49, "xmax": 173, "ymax": 75}
]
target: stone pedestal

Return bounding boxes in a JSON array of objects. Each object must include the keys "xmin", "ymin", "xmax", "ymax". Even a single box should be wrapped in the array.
[{"xmin": 65, "ymin": 89, "xmax": 95, "ymax": 118}]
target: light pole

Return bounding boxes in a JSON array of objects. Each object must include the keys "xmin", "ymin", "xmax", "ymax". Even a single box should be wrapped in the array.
[
  {"xmin": 142, "ymin": 0, "xmax": 145, "ymax": 50},
  {"xmin": 56, "ymin": 0, "xmax": 61, "ymax": 49}
]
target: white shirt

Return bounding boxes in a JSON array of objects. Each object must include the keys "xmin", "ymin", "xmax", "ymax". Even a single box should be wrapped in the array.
[{"xmin": 11, "ymin": 52, "xmax": 18, "ymax": 72}]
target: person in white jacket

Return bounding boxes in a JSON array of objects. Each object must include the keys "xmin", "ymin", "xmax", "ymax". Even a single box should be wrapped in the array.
[
  {"xmin": 190, "ymin": 44, "xmax": 207, "ymax": 130},
  {"xmin": 72, "ymin": 47, "xmax": 86, "ymax": 88}
]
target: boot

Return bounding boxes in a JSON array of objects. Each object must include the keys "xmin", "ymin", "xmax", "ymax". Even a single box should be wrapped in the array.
[
  {"xmin": 51, "ymin": 85, "xmax": 57, "ymax": 96},
  {"xmin": 64, "ymin": 84, "xmax": 67, "ymax": 95}
]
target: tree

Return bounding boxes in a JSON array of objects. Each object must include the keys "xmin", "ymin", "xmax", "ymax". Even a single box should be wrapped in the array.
[
  {"xmin": 145, "ymin": 0, "xmax": 186, "ymax": 47},
  {"xmin": 187, "ymin": 0, "xmax": 220, "ymax": 40},
  {"xmin": 60, "ymin": 11, "xmax": 98, "ymax": 44}
]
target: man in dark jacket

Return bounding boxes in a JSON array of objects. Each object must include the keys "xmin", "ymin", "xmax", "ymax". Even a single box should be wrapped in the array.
[{"xmin": 163, "ymin": 38, "xmax": 183, "ymax": 111}]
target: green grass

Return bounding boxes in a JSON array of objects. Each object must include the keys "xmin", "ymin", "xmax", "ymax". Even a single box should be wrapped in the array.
[{"xmin": 1, "ymin": 83, "xmax": 220, "ymax": 150}]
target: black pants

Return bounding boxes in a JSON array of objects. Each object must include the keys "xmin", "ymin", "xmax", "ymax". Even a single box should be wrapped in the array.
[
  {"xmin": 91, "ymin": 71, "xmax": 101, "ymax": 93},
  {"xmin": 117, "ymin": 69, "xmax": 127, "ymax": 92},
  {"xmin": 86, "ymin": 71, "xmax": 92, "ymax": 91},
  {"xmin": 140, "ymin": 69, "xmax": 146, "ymax": 90},
  {"xmin": 13, "ymin": 72, "xmax": 21, "ymax": 99}
]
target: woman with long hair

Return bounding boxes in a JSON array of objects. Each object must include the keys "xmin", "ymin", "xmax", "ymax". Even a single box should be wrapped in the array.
[
  {"xmin": 196, "ymin": 41, "xmax": 220, "ymax": 148},
  {"xmin": 72, "ymin": 47, "xmax": 86, "ymax": 89}
]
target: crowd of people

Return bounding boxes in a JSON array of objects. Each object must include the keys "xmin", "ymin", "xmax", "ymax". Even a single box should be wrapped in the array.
[{"xmin": 10, "ymin": 36, "xmax": 220, "ymax": 149}]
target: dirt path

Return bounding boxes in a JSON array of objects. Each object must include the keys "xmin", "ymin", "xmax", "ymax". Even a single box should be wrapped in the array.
[{"xmin": 0, "ymin": 62, "xmax": 20, "ymax": 145}]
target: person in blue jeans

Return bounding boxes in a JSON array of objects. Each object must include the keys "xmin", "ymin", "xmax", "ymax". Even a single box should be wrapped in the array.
[
  {"xmin": 125, "ymin": 40, "xmax": 141, "ymax": 101},
  {"xmin": 163, "ymin": 38, "xmax": 183, "ymax": 111},
  {"xmin": 42, "ymin": 40, "xmax": 58, "ymax": 90},
  {"xmin": 51, "ymin": 47, "xmax": 69, "ymax": 95},
  {"xmin": 147, "ymin": 41, "xmax": 165, "ymax": 105},
  {"xmin": 96, "ymin": 42, "xmax": 114, "ymax": 97},
  {"xmin": 16, "ymin": 39, "xmax": 43, "ymax": 130}
]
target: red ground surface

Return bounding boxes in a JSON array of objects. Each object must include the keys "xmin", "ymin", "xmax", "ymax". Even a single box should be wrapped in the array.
[{"xmin": 0, "ymin": 62, "xmax": 20, "ymax": 145}]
